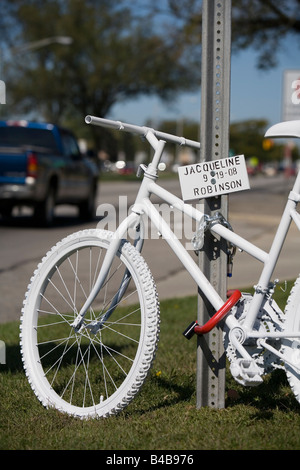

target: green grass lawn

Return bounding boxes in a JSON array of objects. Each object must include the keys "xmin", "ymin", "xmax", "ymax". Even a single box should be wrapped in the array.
[{"xmin": 1, "ymin": 283, "xmax": 300, "ymax": 450}]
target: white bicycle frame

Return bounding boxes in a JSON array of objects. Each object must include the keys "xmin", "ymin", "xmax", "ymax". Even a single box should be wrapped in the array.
[{"xmin": 72, "ymin": 116, "xmax": 300, "ymax": 368}]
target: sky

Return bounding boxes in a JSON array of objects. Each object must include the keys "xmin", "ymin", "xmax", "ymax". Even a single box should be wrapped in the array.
[{"xmin": 108, "ymin": 39, "xmax": 300, "ymax": 129}]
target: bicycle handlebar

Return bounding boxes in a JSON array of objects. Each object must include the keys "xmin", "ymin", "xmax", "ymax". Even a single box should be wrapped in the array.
[{"xmin": 85, "ymin": 115, "xmax": 201, "ymax": 149}]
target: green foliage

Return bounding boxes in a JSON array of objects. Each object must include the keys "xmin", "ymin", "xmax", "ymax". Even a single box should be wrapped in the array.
[
  {"xmin": 230, "ymin": 119, "xmax": 282, "ymax": 163},
  {"xmin": 2, "ymin": 0, "xmax": 300, "ymax": 151},
  {"xmin": 2, "ymin": 0, "xmax": 200, "ymax": 147},
  {"xmin": 98, "ymin": 117, "xmax": 294, "ymax": 166},
  {"xmin": 230, "ymin": 119, "xmax": 300, "ymax": 163},
  {"xmin": 231, "ymin": 0, "xmax": 300, "ymax": 69},
  {"xmin": 166, "ymin": 0, "xmax": 300, "ymax": 70}
]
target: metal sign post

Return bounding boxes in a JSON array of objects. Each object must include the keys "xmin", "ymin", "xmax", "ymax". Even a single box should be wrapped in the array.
[{"xmin": 197, "ymin": 0, "xmax": 232, "ymax": 409}]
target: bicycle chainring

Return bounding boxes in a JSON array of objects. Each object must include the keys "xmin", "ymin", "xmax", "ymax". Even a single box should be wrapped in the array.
[{"xmin": 223, "ymin": 292, "xmax": 285, "ymax": 377}]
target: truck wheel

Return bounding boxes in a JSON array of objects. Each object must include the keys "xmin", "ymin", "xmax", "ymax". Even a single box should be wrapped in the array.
[
  {"xmin": 34, "ymin": 186, "xmax": 56, "ymax": 226},
  {"xmin": 78, "ymin": 184, "xmax": 97, "ymax": 220},
  {"xmin": 0, "ymin": 205, "xmax": 13, "ymax": 220}
]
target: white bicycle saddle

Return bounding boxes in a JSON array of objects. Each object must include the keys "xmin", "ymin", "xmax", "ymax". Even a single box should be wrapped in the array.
[{"xmin": 265, "ymin": 120, "xmax": 300, "ymax": 139}]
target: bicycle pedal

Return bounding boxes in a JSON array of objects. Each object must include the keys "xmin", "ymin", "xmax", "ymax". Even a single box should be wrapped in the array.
[
  {"xmin": 230, "ymin": 359, "xmax": 263, "ymax": 387},
  {"xmin": 183, "ymin": 321, "xmax": 198, "ymax": 340}
]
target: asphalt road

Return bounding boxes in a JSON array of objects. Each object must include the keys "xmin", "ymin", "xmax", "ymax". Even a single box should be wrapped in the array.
[{"xmin": 1, "ymin": 173, "xmax": 299, "ymax": 324}]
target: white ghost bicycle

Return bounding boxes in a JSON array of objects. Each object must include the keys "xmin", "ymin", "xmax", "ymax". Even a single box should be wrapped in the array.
[{"xmin": 20, "ymin": 116, "xmax": 300, "ymax": 418}]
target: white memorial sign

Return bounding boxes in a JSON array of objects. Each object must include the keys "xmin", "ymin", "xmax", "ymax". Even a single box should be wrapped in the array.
[{"xmin": 178, "ymin": 154, "xmax": 250, "ymax": 201}]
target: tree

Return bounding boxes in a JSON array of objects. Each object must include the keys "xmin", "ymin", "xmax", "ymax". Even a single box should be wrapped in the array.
[
  {"xmin": 231, "ymin": 0, "xmax": 300, "ymax": 69},
  {"xmin": 3, "ymin": 0, "xmax": 300, "ymax": 148},
  {"xmin": 165, "ymin": 0, "xmax": 300, "ymax": 69},
  {"xmin": 1, "ymin": 0, "xmax": 201, "ymax": 146},
  {"xmin": 229, "ymin": 119, "xmax": 293, "ymax": 163}
]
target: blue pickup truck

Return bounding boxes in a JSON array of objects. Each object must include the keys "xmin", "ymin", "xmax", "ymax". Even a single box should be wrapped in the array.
[{"xmin": 0, "ymin": 120, "xmax": 99, "ymax": 225}]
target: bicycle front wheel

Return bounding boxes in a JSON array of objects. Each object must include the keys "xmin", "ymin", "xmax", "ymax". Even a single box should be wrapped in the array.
[{"xmin": 20, "ymin": 229, "xmax": 160, "ymax": 418}]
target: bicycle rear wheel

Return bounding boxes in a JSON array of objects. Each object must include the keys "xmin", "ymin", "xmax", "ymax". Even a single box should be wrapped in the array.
[
  {"xmin": 282, "ymin": 275, "xmax": 300, "ymax": 405},
  {"xmin": 20, "ymin": 229, "xmax": 160, "ymax": 418}
]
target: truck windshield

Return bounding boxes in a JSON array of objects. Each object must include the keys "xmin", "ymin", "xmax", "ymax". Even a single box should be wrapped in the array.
[{"xmin": 0, "ymin": 127, "xmax": 58, "ymax": 152}]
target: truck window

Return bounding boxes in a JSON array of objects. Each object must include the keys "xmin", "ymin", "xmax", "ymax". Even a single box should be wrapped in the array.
[
  {"xmin": 61, "ymin": 133, "xmax": 81, "ymax": 158},
  {"xmin": 0, "ymin": 127, "xmax": 58, "ymax": 152}
]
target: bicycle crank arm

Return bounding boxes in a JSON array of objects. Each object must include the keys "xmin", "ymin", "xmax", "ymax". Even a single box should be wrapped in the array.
[{"xmin": 183, "ymin": 289, "xmax": 241, "ymax": 339}]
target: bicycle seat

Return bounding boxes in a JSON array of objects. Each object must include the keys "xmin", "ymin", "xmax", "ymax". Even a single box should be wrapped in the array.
[{"xmin": 265, "ymin": 120, "xmax": 300, "ymax": 139}]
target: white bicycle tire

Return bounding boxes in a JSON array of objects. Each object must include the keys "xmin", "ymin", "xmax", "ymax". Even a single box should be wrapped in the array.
[
  {"xmin": 20, "ymin": 229, "xmax": 160, "ymax": 418},
  {"xmin": 282, "ymin": 274, "xmax": 300, "ymax": 405}
]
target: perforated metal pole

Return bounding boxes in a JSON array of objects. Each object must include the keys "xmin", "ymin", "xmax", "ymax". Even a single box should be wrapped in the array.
[{"xmin": 197, "ymin": 0, "xmax": 232, "ymax": 409}]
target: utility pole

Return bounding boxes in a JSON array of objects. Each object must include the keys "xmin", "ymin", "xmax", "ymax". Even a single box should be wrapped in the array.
[{"xmin": 197, "ymin": 0, "xmax": 232, "ymax": 409}]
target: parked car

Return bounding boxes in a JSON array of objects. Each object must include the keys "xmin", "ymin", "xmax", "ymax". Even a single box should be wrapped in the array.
[{"xmin": 0, "ymin": 120, "xmax": 99, "ymax": 224}]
